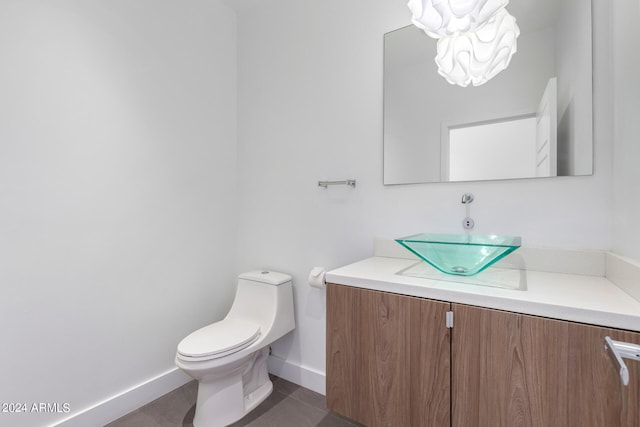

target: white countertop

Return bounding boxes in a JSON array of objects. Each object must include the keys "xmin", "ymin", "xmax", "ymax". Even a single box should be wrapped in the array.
[{"xmin": 326, "ymin": 256, "xmax": 640, "ymax": 332}]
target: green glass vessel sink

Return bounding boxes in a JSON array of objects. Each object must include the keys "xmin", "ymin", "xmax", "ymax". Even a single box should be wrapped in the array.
[{"xmin": 395, "ymin": 233, "xmax": 521, "ymax": 276}]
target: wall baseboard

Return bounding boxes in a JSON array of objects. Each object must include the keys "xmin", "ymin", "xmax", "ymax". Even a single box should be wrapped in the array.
[
  {"xmin": 50, "ymin": 357, "xmax": 324, "ymax": 427},
  {"xmin": 51, "ymin": 368, "xmax": 191, "ymax": 427},
  {"xmin": 267, "ymin": 355, "xmax": 326, "ymax": 396}
]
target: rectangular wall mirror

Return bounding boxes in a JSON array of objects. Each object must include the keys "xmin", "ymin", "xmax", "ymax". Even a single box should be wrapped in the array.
[{"xmin": 383, "ymin": 0, "xmax": 593, "ymax": 185}]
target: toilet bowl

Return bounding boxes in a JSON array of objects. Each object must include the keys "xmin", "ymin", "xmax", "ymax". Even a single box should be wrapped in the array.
[{"xmin": 175, "ymin": 270, "xmax": 295, "ymax": 427}]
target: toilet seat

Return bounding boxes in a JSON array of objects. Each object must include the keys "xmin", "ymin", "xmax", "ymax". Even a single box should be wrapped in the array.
[{"xmin": 177, "ymin": 318, "xmax": 261, "ymax": 361}]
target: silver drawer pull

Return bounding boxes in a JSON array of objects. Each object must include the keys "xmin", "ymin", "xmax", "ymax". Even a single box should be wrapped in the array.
[{"xmin": 605, "ymin": 336, "xmax": 640, "ymax": 386}]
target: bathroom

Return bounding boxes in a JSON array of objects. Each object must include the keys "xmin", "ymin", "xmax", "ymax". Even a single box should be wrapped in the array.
[{"xmin": 0, "ymin": 0, "xmax": 638, "ymax": 426}]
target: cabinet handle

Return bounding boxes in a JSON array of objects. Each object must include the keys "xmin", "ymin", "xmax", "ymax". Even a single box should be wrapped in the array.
[{"xmin": 604, "ymin": 336, "xmax": 640, "ymax": 386}]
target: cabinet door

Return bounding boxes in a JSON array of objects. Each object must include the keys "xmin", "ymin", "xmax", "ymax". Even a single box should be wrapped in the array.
[
  {"xmin": 326, "ymin": 284, "xmax": 451, "ymax": 427},
  {"xmin": 452, "ymin": 303, "xmax": 640, "ymax": 427}
]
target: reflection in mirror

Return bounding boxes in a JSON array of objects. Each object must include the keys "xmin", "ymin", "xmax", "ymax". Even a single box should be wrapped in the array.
[{"xmin": 383, "ymin": 0, "xmax": 593, "ymax": 185}]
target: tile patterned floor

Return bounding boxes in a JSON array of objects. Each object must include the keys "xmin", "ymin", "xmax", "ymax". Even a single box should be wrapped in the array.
[{"xmin": 106, "ymin": 376, "xmax": 360, "ymax": 427}]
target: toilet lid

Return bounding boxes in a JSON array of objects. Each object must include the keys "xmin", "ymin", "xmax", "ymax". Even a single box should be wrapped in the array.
[{"xmin": 177, "ymin": 319, "xmax": 261, "ymax": 359}]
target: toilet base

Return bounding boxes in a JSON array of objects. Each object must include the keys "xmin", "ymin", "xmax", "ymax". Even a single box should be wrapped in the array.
[
  {"xmin": 244, "ymin": 380, "xmax": 273, "ymax": 414},
  {"xmin": 192, "ymin": 347, "xmax": 272, "ymax": 427}
]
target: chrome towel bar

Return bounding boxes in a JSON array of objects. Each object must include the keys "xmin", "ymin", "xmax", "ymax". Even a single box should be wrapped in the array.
[{"xmin": 318, "ymin": 179, "xmax": 356, "ymax": 189}]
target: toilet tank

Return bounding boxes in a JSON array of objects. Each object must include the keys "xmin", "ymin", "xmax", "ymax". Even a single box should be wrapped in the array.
[{"xmin": 225, "ymin": 271, "xmax": 295, "ymax": 344}]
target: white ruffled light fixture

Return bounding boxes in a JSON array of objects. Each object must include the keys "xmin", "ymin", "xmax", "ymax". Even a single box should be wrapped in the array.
[
  {"xmin": 408, "ymin": 0, "xmax": 509, "ymax": 38},
  {"xmin": 407, "ymin": 0, "xmax": 519, "ymax": 87},
  {"xmin": 435, "ymin": 8, "xmax": 520, "ymax": 86}
]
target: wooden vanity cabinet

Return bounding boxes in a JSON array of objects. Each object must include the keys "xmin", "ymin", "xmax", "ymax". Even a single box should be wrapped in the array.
[
  {"xmin": 326, "ymin": 283, "xmax": 640, "ymax": 427},
  {"xmin": 326, "ymin": 284, "xmax": 451, "ymax": 427},
  {"xmin": 452, "ymin": 304, "xmax": 640, "ymax": 427}
]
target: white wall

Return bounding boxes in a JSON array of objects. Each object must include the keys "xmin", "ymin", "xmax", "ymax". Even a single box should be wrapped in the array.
[
  {"xmin": 611, "ymin": 0, "xmax": 640, "ymax": 262},
  {"xmin": 237, "ymin": 0, "xmax": 612, "ymax": 390},
  {"xmin": 0, "ymin": 1, "xmax": 237, "ymax": 425}
]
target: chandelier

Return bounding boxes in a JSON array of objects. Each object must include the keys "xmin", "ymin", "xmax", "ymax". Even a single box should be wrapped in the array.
[{"xmin": 407, "ymin": 0, "xmax": 519, "ymax": 87}]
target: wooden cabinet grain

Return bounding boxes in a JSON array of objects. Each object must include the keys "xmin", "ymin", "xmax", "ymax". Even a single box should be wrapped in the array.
[
  {"xmin": 326, "ymin": 283, "xmax": 640, "ymax": 427},
  {"xmin": 452, "ymin": 303, "xmax": 640, "ymax": 427},
  {"xmin": 326, "ymin": 284, "xmax": 451, "ymax": 427}
]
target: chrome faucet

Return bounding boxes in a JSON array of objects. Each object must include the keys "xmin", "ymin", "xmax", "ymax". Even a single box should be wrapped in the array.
[{"xmin": 461, "ymin": 193, "xmax": 474, "ymax": 230}]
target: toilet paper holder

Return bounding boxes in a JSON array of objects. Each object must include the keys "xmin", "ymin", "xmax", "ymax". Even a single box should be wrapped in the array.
[{"xmin": 308, "ymin": 267, "xmax": 327, "ymax": 289}]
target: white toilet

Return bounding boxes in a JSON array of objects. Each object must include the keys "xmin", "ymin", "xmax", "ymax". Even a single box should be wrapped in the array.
[{"xmin": 175, "ymin": 270, "xmax": 295, "ymax": 427}]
